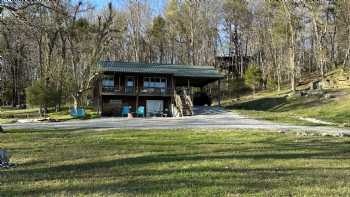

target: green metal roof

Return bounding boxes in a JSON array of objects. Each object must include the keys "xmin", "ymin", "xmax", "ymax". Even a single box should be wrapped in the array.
[{"xmin": 98, "ymin": 61, "xmax": 224, "ymax": 79}]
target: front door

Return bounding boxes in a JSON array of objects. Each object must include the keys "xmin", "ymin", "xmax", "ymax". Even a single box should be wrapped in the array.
[{"xmin": 146, "ymin": 100, "xmax": 164, "ymax": 116}]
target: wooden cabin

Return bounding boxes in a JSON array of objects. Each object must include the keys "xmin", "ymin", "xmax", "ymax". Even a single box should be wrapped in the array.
[{"xmin": 93, "ymin": 61, "xmax": 224, "ymax": 117}]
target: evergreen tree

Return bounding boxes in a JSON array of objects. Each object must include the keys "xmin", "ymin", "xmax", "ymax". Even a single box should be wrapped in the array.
[{"xmin": 244, "ymin": 64, "xmax": 262, "ymax": 95}]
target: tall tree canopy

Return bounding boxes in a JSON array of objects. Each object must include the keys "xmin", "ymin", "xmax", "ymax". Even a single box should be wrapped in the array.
[{"xmin": 1, "ymin": 0, "xmax": 350, "ymax": 107}]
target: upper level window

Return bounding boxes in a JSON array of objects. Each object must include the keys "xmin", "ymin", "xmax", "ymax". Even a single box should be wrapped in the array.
[
  {"xmin": 144, "ymin": 77, "xmax": 167, "ymax": 89},
  {"xmin": 102, "ymin": 75, "xmax": 114, "ymax": 87},
  {"xmin": 127, "ymin": 78, "xmax": 134, "ymax": 87}
]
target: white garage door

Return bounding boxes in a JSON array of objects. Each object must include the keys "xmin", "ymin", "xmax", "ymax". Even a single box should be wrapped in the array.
[{"xmin": 146, "ymin": 100, "xmax": 164, "ymax": 116}]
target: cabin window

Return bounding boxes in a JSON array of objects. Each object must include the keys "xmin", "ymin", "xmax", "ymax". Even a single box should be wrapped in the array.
[
  {"xmin": 144, "ymin": 80, "xmax": 150, "ymax": 88},
  {"xmin": 160, "ymin": 79, "xmax": 166, "ymax": 88},
  {"xmin": 144, "ymin": 77, "xmax": 167, "ymax": 89},
  {"xmin": 127, "ymin": 78, "xmax": 134, "ymax": 87},
  {"xmin": 125, "ymin": 77, "xmax": 135, "ymax": 94},
  {"xmin": 102, "ymin": 75, "xmax": 114, "ymax": 87}
]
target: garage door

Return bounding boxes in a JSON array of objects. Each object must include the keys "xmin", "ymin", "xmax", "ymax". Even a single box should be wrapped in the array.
[{"xmin": 146, "ymin": 100, "xmax": 164, "ymax": 116}]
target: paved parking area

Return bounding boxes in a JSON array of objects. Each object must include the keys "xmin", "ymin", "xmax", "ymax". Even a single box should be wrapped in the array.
[{"xmin": 2, "ymin": 106, "xmax": 350, "ymax": 135}]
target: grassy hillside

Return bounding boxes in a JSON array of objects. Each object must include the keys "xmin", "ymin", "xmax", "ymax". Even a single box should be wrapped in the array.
[
  {"xmin": 224, "ymin": 88, "xmax": 350, "ymax": 126},
  {"xmin": 2, "ymin": 128, "xmax": 350, "ymax": 196}
]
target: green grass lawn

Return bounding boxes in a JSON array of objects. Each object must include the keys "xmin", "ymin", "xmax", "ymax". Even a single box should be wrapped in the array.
[
  {"xmin": 0, "ymin": 119, "xmax": 17, "ymax": 124},
  {"xmin": 48, "ymin": 108, "xmax": 100, "ymax": 121},
  {"xmin": 2, "ymin": 128, "xmax": 350, "ymax": 196},
  {"xmin": 0, "ymin": 108, "xmax": 40, "ymax": 119},
  {"xmin": 224, "ymin": 89, "xmax": 350, "ymax": 127}
]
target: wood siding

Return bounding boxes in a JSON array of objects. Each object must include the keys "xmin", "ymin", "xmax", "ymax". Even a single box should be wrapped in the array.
[{"xmin": 99, "ymin": 73, "xmax": 174, "ymax": 116}]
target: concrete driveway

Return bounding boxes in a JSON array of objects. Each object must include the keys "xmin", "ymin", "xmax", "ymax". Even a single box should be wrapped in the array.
[{"xmin": 2, "ymin": 106, "xmax": 350, "ymax": 135}]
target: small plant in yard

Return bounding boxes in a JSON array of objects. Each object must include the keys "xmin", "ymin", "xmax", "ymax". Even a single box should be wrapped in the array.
[{"xmin": 0, "ymin": 149, "xmax": 15, "ymax": 169}]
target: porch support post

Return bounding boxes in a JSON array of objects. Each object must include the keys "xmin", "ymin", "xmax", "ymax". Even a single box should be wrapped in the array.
[
  {"xmin": 98, "ymin": 77, "xmax": 102, "ymax": 115},
  {"xmin": 218, "ymin": 80, "xmax": 221, "ymax": 106},
  {"xmin": 118, "ymin": 74, "xmax": 121, "ymax": 89},
  {"xmin": 171, "ymin": 75, "xmax": 175, "ymax": 101},
  {"xmin": 187, "ymin": 79, "xmax": 192, "ymax": 101},
  {"xmin": 136, "ymin": 74, "xmax": 139, "ymax": 108}
]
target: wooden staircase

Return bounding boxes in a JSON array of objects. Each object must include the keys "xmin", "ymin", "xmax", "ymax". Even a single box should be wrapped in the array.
[
  {"xmin": 180, "ymin": 94, "xmax": 193, "ymax": 116},
  {"xmin": 173, "ymin": 88, "xmax": 193, "ymax": 117}
]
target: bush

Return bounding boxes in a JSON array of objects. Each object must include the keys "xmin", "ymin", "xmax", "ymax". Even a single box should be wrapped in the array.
[{"xmin": 26, "ymin": 80, "xmax": 60, "ymax": 108}]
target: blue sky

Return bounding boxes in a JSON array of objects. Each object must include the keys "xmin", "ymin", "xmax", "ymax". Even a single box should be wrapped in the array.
[{"xmin": 89, "ymin": 0, "xmax": 166, "ymax": 15}]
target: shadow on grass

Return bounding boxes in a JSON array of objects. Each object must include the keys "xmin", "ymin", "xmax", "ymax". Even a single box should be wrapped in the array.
[
  {"xmin": 226, "ymin": 95, "xmax": 330, "ymax": 113},
  {"xmin": 2, "ymin": 151, "xmax": 350, "ymax": 196},
  {"xmin": 276, "ymin": 98, "xmax": 330, "ymax": 112},
  {"xmin": 226, "ymin": 96, "xmax": 288, "ymax": 111},
  {"xmin": 4, "ymin": 147, "xmax": 350, "ymax": 178},
  {"xmin": 2, "ymin": 130, "xmax": 350, "ymax": 196},
  {"xmin": 2, "ymin": 170, "xmax": 284, "ymax": 196},
  {"xmin": 3, "ymin": 128, "xmax": 93, "ymax": 134}
]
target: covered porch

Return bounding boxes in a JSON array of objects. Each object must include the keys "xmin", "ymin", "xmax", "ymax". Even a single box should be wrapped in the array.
[{"xmin": 95, "ymin": 61, "xmax": 224, "ymax": 117}]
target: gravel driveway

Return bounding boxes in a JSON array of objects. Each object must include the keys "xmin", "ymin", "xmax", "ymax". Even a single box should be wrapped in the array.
[{"xmin": 2, "ymin": 106, "xmax": 350, "ymax": 135}]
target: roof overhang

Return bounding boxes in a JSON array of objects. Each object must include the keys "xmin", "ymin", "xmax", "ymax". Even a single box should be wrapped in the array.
[
  {"xmin": 174, "ymin": 76, "xmax": 222, "ymax": 87},
  {"xmin": 98, "ymin": 61, "xmax": 224, "ymax": 86}
]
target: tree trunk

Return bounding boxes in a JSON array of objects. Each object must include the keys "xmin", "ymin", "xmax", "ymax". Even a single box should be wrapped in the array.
[
  {"xmin": 289, "ymin": 42, "xmax": 296, "ymax": 91},
  {"xmin": 171, "ymin": 38, "xmax": 175, "ymax": 64},
  {"xmin": 39, "ymin": 104, "xmax": 43, "ymax": 117},
  {"xmin": 72, "ymin": 94, "xmax": 81, "ymax": 110},
  {"xmin": 343, "ymin": 26, "xmax": 350, "ymax": 67},
  {"xmin": 190, "ymin": 1, "xmax": 196, "ymax": 66},
  {"xmin": 277, "ymin": 54, "xmax": 281, "ymax": 92},
  {"xmin": 289, "ymin": 27, "xmax": 296, "ymax": 91},
  {"xmin": 282, "ymin": 1, "xmax": 296, "ymax": 92},
  {"xmin": 252, "ymin": 85, "xmax": 256, "ymax": 98}
]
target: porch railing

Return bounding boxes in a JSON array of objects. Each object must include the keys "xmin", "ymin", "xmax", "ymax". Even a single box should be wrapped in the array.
[
  {"xmin": 139, "ymin": 88, "xmax": 173, "ymax": 96},
  {"xmin": 102, "ymin": 86, "xmax": 174, "ymax": 96}
]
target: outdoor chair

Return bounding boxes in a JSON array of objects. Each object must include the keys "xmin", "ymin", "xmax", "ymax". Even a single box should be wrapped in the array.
[
  {"xmin": 70, "ymin": 107, "xmax": 86, "ymax": 118},
  {"xmin": 121, "ymin": 106, "xmax": 129, "ymax": 117},
  {"xmin": 136, "ymin": 106, "xmax": 145, "ymax": 117}
]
